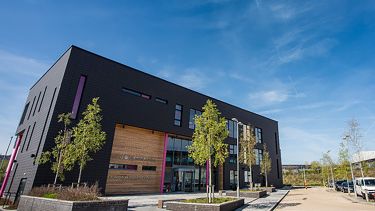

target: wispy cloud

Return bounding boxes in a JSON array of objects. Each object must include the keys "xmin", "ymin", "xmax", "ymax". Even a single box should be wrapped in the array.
[{"xmin": 0, "ymin": 49, "xmax": 49, "ymax": 151}]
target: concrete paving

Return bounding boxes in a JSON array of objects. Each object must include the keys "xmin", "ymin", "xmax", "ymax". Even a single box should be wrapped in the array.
[
  {"xmin": 275, "ymin": 186, "xmax": 375, "ymax": 211},
  {"xmin": 102, "ymin": 188, "xmax": 290, "ymax": 211},
  {"xmin": 101, "ymin": 192, "xmax": 208, "ymax": 210},
  {"xmin": 235, "ymin": 188, "xmax": 290, "ymax": 211}
]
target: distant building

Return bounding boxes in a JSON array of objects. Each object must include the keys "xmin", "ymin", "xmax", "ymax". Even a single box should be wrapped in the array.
[{"xmin": 282, "ymin": 164, "xmax": 311, "ymax": 173}]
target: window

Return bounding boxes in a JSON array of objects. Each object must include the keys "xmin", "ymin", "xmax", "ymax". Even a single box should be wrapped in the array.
[
  {"xmin": 275, "ymin": 132, "xmax": 279, "ymax": 154},
  {"xmin": 122, "ymin": 88, "xmax": 151, "ymax": 100},
  {"xmin": 230, "ymin": 170, "xmax": 238, "ymax": 186},
  {"xmin": 244, "ymin": 171, "xmax": 251, "ymax": 183},
  {"xmin": 166, "ymin": 136, "xmax": 193, "ymax": 166},
  {"xmin": 254, "ymin": 149, "xmax": 263, "ymax": 165},
  {"xmin": 276, "ymin": 159, "xmax": 280, "ymax": 179},
  {"xmin": 142, "ymin": 166, "xmax": 156, "ymax": 171},
  {"xmin": 155, "ymin": 97, "xmax": 168, "ymax": 104},
  {"xmin": 227, "ymin": 119, "xmax": 238, "ymax": 138},
  {"xmin": 189, "ymin": 109, "xmax": 201, "ymax": 129},
  {"xmin": 109, "ymin": 163, "xmax": 137, "ymax": 170},
  {"xmin": 174, "ymin": 104, "xmax": 183, "ymax": 126},
  {"xmin": 19, "ymin": 102, "xmax": 29, "ymax": 125},
  {"xmin": 255, "ymin": 127, "xmax": 262, "ymax": 143},
  {"xmin": 229, "ymin": 144, "xmax": 237, "ymax": 163}
]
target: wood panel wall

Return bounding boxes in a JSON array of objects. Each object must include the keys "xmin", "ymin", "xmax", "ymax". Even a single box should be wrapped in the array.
[{"xmin": 105, "ymin": 124, "xmax": 165, "ymax": 194}]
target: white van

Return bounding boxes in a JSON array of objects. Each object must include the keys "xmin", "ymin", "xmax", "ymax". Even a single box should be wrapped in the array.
[{"xmin": 355, "ymin": 177, "xmax": 375, "ymax": 199}]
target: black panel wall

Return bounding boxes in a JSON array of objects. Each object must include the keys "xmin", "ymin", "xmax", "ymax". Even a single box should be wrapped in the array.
[{"xmin": 9, "ymin": 46, "xmax": 283, "ymax": 195}]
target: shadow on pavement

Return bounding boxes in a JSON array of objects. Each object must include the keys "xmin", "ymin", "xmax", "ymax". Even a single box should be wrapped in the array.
[{"xmin": 276, "ymin": 202, "xmax": 302, "ymax": 209}]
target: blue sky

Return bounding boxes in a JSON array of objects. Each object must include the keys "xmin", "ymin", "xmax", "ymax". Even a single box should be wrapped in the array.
[{"xmin": 1, "ymin": 0, "xmax": 375, "ymax": 164}]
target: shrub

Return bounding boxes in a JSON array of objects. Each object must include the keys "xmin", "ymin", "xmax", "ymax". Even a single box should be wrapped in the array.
[{"xmin": 29, "ymin": 184, "xmax": 101, "ymax": 201}]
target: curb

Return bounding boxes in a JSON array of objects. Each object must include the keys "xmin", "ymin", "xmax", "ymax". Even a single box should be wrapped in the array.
[{"xmin": 267, "ymin": 190, "xmax": 290, "ymax": 211}]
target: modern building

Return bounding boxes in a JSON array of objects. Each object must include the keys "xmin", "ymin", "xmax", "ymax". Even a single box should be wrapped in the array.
[{"xmin": 1, "ymin": 46, "xmax": 282, "ymax": 198}]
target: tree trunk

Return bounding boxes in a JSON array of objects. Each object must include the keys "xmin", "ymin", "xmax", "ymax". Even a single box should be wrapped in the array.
[
  {"xmin": 249, "ymin": 162, "xmax": 253, "ymax": 190},
  {"xmin": 78, "ymin": 163, "xmax": 83, "ymax": 184},
  {"xmin": 208, "ymin": 157, "xmax": 212, "ymax": 203},
  {"xmin": 54, "ymin": 150, "xmax": 62, "ymax": 185},
  {"xmin": 265, "ymin": 168, "xmax": 268, "ymax": 187},
  {"xmin": 359, "ymin": 162, "xmax": 365, "ymax": 178}
]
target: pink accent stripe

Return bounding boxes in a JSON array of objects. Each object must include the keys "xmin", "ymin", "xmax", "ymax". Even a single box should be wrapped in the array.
[
  {"xmin": 71, "ymin": 76, "xmax": 86, "ymax": 119},
  {"xmin": 0, "ymin": 135, "xmax": 22, "ymax": 196},
  {"xmin": 160, "ymin": 133, "xmax": 168, "ymax": 194},
  {"xmin": 206, "ymin": 160, "xmax": 209, "ymax": 185}
]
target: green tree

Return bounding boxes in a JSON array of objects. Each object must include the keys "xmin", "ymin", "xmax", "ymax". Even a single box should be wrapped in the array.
[
  {"xmin": 322, "ymin": 151, "xmax": 335, "ymax": 187},
  {"xmin": 188, "ymin": 99, "xmax": 229, "ymax": 203},
  {"xmin": 337, "ymin": 142, "xmax": 350, "ymax": 180},
  {"xmin": 261, "ymin": 144, "xmax": 271, "ymax": 187},
  {"xmin": 345, "ymin": 119, "xmax": 364, "ymax": 177},
  {"xmin": 70, "ymin": 97, "xmax": 106, "ymax": 184},
  {"xmin": 39, "ymin": 113, "xmax": 74, "ymax": 184},
  {"xmin": 239, "ymin": 124, "xmax": 257, "ymax": 189}
]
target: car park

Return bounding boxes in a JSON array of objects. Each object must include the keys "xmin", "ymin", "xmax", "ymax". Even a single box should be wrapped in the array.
[{"xmin": 355, "ymin": 177, "xmax": 375, "ymax": 199}]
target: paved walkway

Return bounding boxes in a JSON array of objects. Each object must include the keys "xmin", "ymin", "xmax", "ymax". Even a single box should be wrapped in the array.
[
  {"xmin": 101, "ymin": 192, "xmax": 208, "ymax": 210},
  {"xmin": 102, "ymin": 188, "xmax": 289, "ymax": 211},
  {"xmin": 236, "ymin": 187, "xmax": 290, "ymax": 211},
  {"xmin": 275, "ymin": 186, "xmax": 375, "ymax": 211}
]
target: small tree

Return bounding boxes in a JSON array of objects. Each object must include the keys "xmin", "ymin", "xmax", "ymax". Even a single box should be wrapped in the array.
[
  {"xmin": 70, "ymin": 97, "xmax": 106, "ymax": 184},
  {"xmin": 188, "ymin": 99, "xmax": 229, "ymax": 203},
  {"xmin": 261, "ymin": 144, "xmax": 271, "ymax": 187},
  {"xmin": 337, "ymin": 142, "xmax": 350, "ymax": 180},
  {"xmin": 39, "ymin": 113, "xmax": 74, "ymax": 184},
  {"xmin": 345, "ymin": 119, "xmax": 364, "ymax": 177},
  {"xmin": 239, "ymin": 124, "xmax": 256, "ymax": 190},
  {"xmin": 322, "ymin": 151, "xmax": 335, "ymax": 187}
]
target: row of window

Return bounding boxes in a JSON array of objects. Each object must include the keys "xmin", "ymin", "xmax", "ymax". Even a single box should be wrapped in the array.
[
  {"xmin": 122, "ymin": 87, "xmax": 265, "ymax": 144},
  {"xmin": 122, "ymin": 87, "xmax": 168, "ymax": 104},
  {"xmin": 228, "ymin": 144, "xmax": 263, "ymax": 165},
  {"xmin": 109, "ymin": 163, "xmax": 157, "ymax": 171},
  {"xmin": 229, "ymin": 170, "xmax": 254, "ymax": 185},
  {"xmin": 19, "ymin": 86, "xmax": 47, "ymax": 125}
]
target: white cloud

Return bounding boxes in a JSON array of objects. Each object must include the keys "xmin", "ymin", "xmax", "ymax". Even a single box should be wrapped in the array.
[
  {"xmin": 249, "ymin": 90, "xmax": 289, "ymax": 105},
  {"xmin": 157, "ymin": 67, "xmax": 212, "ymax": 91},
  {"xmin": 0, "ymin": 49, "xmax": 49, "ymax": 153}
]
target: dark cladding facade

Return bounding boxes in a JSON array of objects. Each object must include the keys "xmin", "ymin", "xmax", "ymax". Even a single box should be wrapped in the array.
[{"xmin": 4, "ymin": 46, "xmax": 283, "ymax": 197}]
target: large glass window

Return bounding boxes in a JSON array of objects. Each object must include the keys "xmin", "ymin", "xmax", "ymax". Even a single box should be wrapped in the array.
[
  {"xmin": 174, "ymin": 104, "xmax": 183, "ymax": 126},
  {"xmin": 254, "ymin": 149, "xmax": 263, "ymax": 165},
  {"xmin": 230, "ymin": 170, "xmax": 238, "ymax": 186},
  {"xmin": 229, "ymin": 144, "xmax": 237, "ymax": 163},
  {"xmin": 189, "ymin": 109, "xmax": 202, "ymax": 129},
  {"xmin": 227, "ymin": 119, "xmax": 238, "ymax": 138},
  {"xmin": 167, "ymin": 136, "xmax": 193, "ymax": 166},
  {"xmin": 255, "ymin": 127, "xmax": 263, "ymax": 143},
  {"xmin": 244, "ymin": 171, "xmax": 251, "ymax": 183}
]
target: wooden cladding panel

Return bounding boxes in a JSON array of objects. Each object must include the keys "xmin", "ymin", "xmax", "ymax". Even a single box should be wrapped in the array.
[{"xmin": 105, "ymin": 124, "xmax": 165, "ymax": 194}]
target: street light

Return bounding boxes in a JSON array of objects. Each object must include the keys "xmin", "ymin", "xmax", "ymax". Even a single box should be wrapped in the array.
[{"xmin": 232, "ymin": 118, "xmax": 243, "ymax": 198}]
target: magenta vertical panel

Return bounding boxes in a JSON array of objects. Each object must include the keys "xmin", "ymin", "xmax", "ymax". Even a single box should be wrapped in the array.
[
  {"xmin": 160, "ymin": 133, "xmax": 168, "ymax": 194},
  {"xmin": 71, "ymin": 76, "xmax": 86, "ymax": 119},
  {"xmin": 0, "ymin": 135, "xmax": 22, "ymax": 196}
]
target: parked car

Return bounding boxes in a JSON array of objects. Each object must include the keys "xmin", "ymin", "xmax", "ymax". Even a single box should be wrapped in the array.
[
  {"xmin": 355, "ymin": 177, "xmax": 375, "ymax": 199},
  {"xmin": 340, "ymin": 181, "xmax": 354, "ymax": 193},
  {"xmin": 335, "ymin": 180, "xmax": 346, "ymax": 191}
]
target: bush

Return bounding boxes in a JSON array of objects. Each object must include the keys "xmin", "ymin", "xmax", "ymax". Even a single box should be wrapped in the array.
[{"xmin": 29, "ymin": 184, "xmax": 101, "ymax": 201}]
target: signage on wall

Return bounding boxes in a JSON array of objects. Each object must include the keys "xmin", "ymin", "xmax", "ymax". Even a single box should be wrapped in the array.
[
  {"xmin": 116, "ymin": 153, "xmax": 162, "ymax": 162},
  {"xmin": 108, "ymin": 175, "xmax": 155, "ymax": 183}
]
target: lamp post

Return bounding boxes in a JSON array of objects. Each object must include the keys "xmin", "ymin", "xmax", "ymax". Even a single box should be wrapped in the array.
[
  {"xmin": 232, "ymin": 118, "xmax": 242, "ymax": 198},
  {"xmin": 343, "ymin": 135, "xmax": 356, "ymax": 197}
]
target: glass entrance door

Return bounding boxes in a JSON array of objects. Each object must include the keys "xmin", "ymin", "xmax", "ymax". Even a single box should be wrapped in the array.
[
  {"xmin": 183, "ymin": 171, "xmax": 193, "ymax": 192},
  {"xmin": 172, "ymin": 168, "xmax": 194, "ymax": 192}
]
